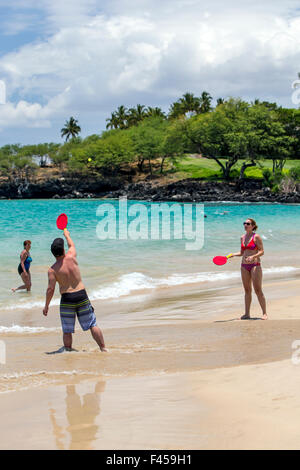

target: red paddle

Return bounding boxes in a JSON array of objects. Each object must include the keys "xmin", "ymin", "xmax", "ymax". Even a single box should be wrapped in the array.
[
  {"xmin": 56, "ymin": 213, "xmax": 68, "ymax": 231},
  {"xmin": 213, "ymin": 254, "xmax": 233, "ymax": 266}
]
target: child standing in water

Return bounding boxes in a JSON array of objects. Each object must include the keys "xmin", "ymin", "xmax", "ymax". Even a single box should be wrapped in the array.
[{"xmin": 12, "ymin": 240, "xmax": 32, "ymax": 292}]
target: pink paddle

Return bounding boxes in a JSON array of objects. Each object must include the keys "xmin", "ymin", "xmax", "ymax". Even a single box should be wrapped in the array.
[
  {"xmin": 56, "ymin": 213, "xmax": 68, "ymax": 231},
  {"xmin": 213, "ymin": 254, "xmax": 233, "ymax": 266}
]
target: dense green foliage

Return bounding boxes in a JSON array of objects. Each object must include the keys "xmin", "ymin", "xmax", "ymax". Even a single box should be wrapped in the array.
[{"xmin": 0, "ymin": 93, "xmax": 299, "ymax": 184}]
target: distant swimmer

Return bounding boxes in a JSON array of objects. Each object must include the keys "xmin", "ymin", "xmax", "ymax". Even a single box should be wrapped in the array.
[
  {"xmin": 43, "ymin": 230, "xmax": 107, "ymax": 352},
  {"xmin": 230, "ymin": 218, "xmax": 267, "ymax": 320},
  {"xmin": 12, "ymin": 240, "xmax": 32, "ymax": 292},
  {"xmin": 214, "ymin": 211, "xmax": 229, "ymax": 216}
]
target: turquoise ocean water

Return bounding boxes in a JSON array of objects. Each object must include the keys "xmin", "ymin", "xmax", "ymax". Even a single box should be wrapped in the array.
[{"xmin": 0, "ymin": 199, "xmax": 300, "ymax": 314}]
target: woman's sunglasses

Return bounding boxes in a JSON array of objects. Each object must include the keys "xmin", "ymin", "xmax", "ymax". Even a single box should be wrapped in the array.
[{"xmin": 243, "ymin": 222, "xmax": 252, "ymax": 226}]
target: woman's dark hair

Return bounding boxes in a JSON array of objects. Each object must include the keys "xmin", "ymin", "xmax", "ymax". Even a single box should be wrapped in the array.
[{"xmin": 23, "ymin": 240, "xmax": 31, "ymax": 247}]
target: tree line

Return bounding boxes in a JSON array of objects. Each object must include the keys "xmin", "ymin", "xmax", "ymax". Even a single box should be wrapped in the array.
[{"xmin": 0, "ymin": 92, "xmax": 299, "ymax": 182}]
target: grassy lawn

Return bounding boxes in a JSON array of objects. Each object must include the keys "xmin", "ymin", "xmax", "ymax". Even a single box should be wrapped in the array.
[{"xmin": 172, "ymin": 156, "xmax": 300, "ymax": 180}]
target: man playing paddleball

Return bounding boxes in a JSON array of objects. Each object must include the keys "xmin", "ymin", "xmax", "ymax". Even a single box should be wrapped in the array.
[{"xmin": 43, "ymin": 229, "xmax": 107, "ymax": 352}]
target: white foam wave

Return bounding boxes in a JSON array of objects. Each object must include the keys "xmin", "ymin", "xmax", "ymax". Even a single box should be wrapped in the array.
[
  {"xmin": 2, "ymin": 266, "xmax": 299, "ymax": 310},
  {"xmin": 89, "ymin": 266, "xmax": 299, "ymax": 301},
  {"xmin": 0, "ymin": 370, "xmax": 100, "ymax": 394},
  {"xmin": 4, "ymin": 298, "xmax": 59, "ymax": 311},
  {"xmin": 0, "ymin": 370, "xmax": 97, "ymax": 380},
  {"xmin": 0, "ymin": 325, "xmax": 58, "ymax": 334},
  {"xmin": 264, "ymin": 266, "xmax": 298, "ymax": 274}
]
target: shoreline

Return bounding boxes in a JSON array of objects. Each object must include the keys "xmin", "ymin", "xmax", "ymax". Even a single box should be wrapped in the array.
[
  {"xmin": 1, "ymin": 178, "xmax": 300, "ymax": 203},
  {"xmin": 0, "ymin": 277, "xmax": 300, "ymax": 449}
]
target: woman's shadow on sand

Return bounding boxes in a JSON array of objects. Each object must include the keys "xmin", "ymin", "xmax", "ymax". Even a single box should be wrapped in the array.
[{"xmin": 214, "ymin": 317, "xmax": 263, "ymax": 323}]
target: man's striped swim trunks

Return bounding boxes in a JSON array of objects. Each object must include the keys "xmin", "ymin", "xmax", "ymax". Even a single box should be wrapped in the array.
[{"xmin": 60, "ymin": 289, "xmax": 97, "ymax": 333}]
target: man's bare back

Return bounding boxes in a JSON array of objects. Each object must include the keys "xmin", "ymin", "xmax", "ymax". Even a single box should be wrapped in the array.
[
  {"xmin": 51, "ymin": 253, "xmax": 85, "ymax": 294},
  {"xmin": 49, "ymin": 230, "xmax": 85, "ymax": 294}
]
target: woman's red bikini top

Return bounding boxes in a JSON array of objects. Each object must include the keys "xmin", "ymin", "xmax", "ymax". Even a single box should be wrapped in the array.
[{"xmin": 241, "ymin": 233, "xmax": 257, "ymax": 251}]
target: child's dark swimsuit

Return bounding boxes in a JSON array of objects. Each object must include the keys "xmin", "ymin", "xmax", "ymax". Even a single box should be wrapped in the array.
[{"xmin": 18, "ymin": 253, "xmax": 32, "ymax": 275}]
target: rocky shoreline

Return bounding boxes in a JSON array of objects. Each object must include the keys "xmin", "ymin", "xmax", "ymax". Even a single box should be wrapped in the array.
[{"xmin": 0, "ymin": 177, "xmax": 300, "ymax": 203}]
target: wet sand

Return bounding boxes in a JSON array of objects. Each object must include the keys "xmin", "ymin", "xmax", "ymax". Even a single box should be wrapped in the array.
[
  {"xmin": 0, "ymin": 277, "xmax": 300, "ymax": 449},
  {"xmin": 1, "ymin": 359, "xmax": 300, "ymax": 450}
]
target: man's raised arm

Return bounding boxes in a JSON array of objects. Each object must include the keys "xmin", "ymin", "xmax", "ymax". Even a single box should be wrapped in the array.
[{"xmin": 63, "ymin": 229, "xmax": 77, "ymax": 257}]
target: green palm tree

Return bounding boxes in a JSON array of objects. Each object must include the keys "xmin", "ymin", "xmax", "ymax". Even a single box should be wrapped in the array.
[
  {"xmin": 180, "ymin": 92, "xmax": 201, "ymax": 114},
  {"xmin": 168, "ymin": 101, "xmax": 185, "ymax": 119},
  {"xmin": 135, "ymin": 104, "xmax": 147, "ymax": 120},
  {"xmin": 199, "ymin": 91, "xmax": 213, "ymax": 113},
  {"xmin": 169, "ymin": 92, "xmax": 201, "ymax": 118},
  {"xmin": 127, "ymin": 107, "xmax": 139, "ymax": 127},
  {"xmin": 127, "ymin": 104, "xmax": 147, "ymax": 127},
  {"xmin": 115, "ymin": 105, "xmax": 128, "ymax": 129},
  {"xmin": 146, "ymin": 107, "xmax": 166, "ymax": 118},
  {"xmin": 61, "ymin": 117, "xmax": 81, "ymax": 142},
  {"xmin": 106, "ymin": 112, "xmax": 119, "ymax": 130}
]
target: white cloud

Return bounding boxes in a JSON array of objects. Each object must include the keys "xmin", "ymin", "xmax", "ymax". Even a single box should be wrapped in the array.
[
  {"xmin": 0, "ymin": 101, "xmax": 51, "ymax": 129},
  {"xmin": 0, "ymin": 0, "xmax": 299, "ymax": 139}
]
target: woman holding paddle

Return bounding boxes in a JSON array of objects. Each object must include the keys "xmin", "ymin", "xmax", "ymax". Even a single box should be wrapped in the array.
[
  {"xmin": 214, "ymin": 218, "xmax": 267, "ymax": 320},
  {"xmin": 231, "ymin": 218, "xmax": 267, "ymax": 320},
  {"xmin": 12, "ymin": 240, "xmax": 33, "ymax": 292}
]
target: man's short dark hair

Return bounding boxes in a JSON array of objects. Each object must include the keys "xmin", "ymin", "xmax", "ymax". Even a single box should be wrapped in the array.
[{"xmin": 51, "ymin": 238, "xmax": 64, "ymax": 257}]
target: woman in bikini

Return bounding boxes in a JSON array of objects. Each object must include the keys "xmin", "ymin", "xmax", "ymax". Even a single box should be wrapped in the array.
[
  {"xmin": 12, "ymin": 240, "xmax": 32, "ymax": 292},
  {"xmin": 231, "ymin": 218, "xmax": 267, "ymax": 320}
]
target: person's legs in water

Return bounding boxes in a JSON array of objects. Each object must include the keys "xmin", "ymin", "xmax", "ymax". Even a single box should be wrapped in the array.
[
  {"xmin": 76, "ymin": 292, "xmax": 107, "ymax": 352},
  {"xmin": 90, "ymin": 326, "xmax": 107, "ymax": 352},
  {"xmin": 27, "ymin": 271, "xmax": 32, "ymax": 292},
  {"xmin": 63, "ymin": 332, "xmax": 73, "ymax": 350},
  {"xmin": 12, "ymin": 271, "xmax": 31, "ymax": 292}
]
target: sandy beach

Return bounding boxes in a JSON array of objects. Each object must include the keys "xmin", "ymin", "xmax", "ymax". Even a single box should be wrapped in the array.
[
  {"xmin": 1, "ymin": 0, "xmax": 300, "ymax": 452},
  {"xmin": 1, "ymin": 276, "xmax": 300, "ymax": 450}
]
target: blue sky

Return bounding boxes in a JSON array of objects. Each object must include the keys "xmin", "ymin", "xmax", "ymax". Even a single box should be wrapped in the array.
[{"xmin": 0, "ymin": 0, "xmax": 299, "ymax": 145}]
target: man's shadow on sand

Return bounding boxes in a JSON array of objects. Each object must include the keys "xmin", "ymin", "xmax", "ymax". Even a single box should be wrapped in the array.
[{"xmin": 45, "ymin": 346, "xmax": 79, "ymax": 355}]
